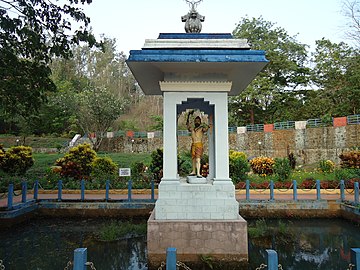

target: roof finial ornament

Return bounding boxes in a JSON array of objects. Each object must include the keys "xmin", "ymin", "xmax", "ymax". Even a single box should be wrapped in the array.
[{"xmin": 181, "ymin": 0, "xmax": 205, "ymax": 33}]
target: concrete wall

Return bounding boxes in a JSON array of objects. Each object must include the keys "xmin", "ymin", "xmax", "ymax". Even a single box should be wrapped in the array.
[{"xmin": 99, "ymin": 124, "xmax": 360, "ymax": 165}]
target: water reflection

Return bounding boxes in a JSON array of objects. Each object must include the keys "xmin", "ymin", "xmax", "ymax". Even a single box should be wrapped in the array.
[
  {"xmin": 0, "ymin": 218, "xmax": 147, "ymax": 270},
  {"xmin": 248, "ymin": 219, "xmax": 360, "ymax": 270},
  {"xmin": 0, "ymin": 218, "xmax": 359, "ymax": 269}
]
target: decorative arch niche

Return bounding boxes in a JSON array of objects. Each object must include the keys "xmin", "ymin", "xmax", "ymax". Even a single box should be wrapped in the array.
[{"xmin": 176, "ymin": 98, "xmax": 215, "ymax": 180}]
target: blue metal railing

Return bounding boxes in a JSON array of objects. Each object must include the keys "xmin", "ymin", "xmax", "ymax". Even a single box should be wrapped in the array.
[
  {"xmin": 348, "ymin": 114, "xmax": 360, "ymax": 125},
  {"xmin": 228, "ymin": 126, "xmax": 237, "ymax": 133},
  {"xmin": 3, "ymin": 179, "xmax": 359, "ymax": 210},
  {"xmin": 68, "ymin": 247, "xmax": 360, "ymax": 270},
  {"xmin": 307, "ymin": 118, "xmax": 323, "ymax": 128},
  {"xmin": 274, "ymin": 121, "xmax": 295, "ymax": 130},
  {"xmin": 246, "ymin": 124, "xmax": 264, "ymax": 132}
]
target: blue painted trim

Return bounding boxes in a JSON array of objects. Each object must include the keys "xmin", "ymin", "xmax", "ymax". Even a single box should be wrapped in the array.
[
  {"xmin": 128, "ymin": 49, "xmax": 268, "ymax": 63},
  {"xmin": 293, "ymin": 180, "xmax": 298, "ymax": 201},
  {"xmin": 270, "ymin": 181, "xmax": 274, "ymax": 201},
  {"xmin": 74, "ymin": 248, "xmax": 87, "ymax": 270},
  {"xmin": 34, "ymin": 180, "xmax": 39, "ymax": 200},
  {"xmin": 81, "ymin": 180, "xmax": 85, "ymax": 201},
  {"xmin": 166, "ymin": 247, "xmax": 177, "ymax": 270},
  {"xmin": 105, "ymin": 180, "xmax": 110, "ymax": 201},
  {"xmin": 128, "ymin": 180, "xmax": 132, "ymax": 202},
  {"xmin": 351, "ymin": 248, "xmax": 360, "ymax": 270},
  {"xmin": 21, "ymin": 181, "xmax": 27, "ymax": 203},
  {"xmin": 246, "ymin": 180, "xmax": 250, "ymax": 200},
  {"xmin": 266, "ymin": 250, "xmax": 278, "ymax": 270},
  {"xmin": 58, "ymin": 180, "xmax": 62, "ymax": 201},
  {"xmin": 7, "ymin": 184, "xmax": 13, "ymax": 210},
  {"xmin": 340, "ymin": 180, "xmax": 345, "ymax": 201},
  {"xmin": 316, "ymin": 180, "xmax": 321, "ymax": 200},
  {"xmin": 158, "ymin": 33, "xmax": 233, "ymax": 39},
  {"xmin": 151, "ymin": 180, "xmax": 155, "ymax": 202}
]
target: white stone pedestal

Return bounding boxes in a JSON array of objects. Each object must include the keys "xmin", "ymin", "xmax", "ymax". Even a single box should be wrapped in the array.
[{"xmin": 155, "ymin": 179, "xmax": 239, "ymax": 220}]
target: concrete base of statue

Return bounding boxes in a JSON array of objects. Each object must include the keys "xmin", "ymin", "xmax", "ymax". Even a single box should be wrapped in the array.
[
  {"xmin": 187, "ymin": 175, "xmax": 207, "ymax": 184},
  {"xmin": 147, "ymin": 211, "xmax": 248, "ymax": 269}
]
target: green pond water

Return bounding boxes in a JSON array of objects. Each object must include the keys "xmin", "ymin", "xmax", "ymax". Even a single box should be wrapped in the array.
[{"xmin": 0, "ymin": 218, "xmax": 359, "ymax": 269}]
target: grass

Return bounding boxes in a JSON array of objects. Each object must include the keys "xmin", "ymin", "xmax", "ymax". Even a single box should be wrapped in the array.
[{"xmin": 97, "ymin": 220, "xmax": 147, "ymax": 241}]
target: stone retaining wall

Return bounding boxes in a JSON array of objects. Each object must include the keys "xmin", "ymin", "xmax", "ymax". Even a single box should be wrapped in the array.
[{"xmin": 99, "ymin": 124, "xmax": 360, "ymax": 164}]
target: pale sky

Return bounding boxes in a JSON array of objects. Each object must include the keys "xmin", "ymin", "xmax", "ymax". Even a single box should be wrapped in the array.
[{"xmin": 83, "ymin": 0, "xmax": 349, "ymax": 55}]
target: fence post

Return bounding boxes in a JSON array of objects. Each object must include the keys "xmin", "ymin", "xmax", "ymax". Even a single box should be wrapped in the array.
[
  {"xmin": 128, "ymin": 179, "xmax": 132, "ymax": 202},
  {"xmin": 105, "ymin": 180, "xmax": 110, "ymax": 201},
  {"xmin": 151, "ymin": 179, "xmax": 155, "ymax": 202},
  {"xmin": 81, "ymin": 179, "xmax": 85, "ymax": 201},
  {"xmin": 316, "ymin": 180, "xmax": 321, "ymax": 200},
  {"xmin": 73, "ymin": 248, "xmax": 87, "ymax": 270},
  {"xmin": 58, "ymin": 180, "xmax": 62, "ymax": 201},
  {"xmin": 351, "ymin": 248, "xmax": 360, "ymax": 270},
  {"xmin": 246, "ymin": 180, "xmax": 250, "ymax": 200},
  {"xmin": 266, "ymin": 249, "xmax": 278, "ymax": 270},
  {"xmin": 293, "ymin": 180, "xmax": 298, "ymax": 201},
  {"xmin": 340, "ymin": 180, "xmax": 345, "ymax": 201},
  {"xmin": 355, "ymin": 182, "xmax": 359, "ymax": 204},
  {"xmin": 166, "ymin": 247, "xmax": 177, "ymax": 270},
  {"xmin": 34, "ymin": 180, "xmax": 39, "ymax": 200},
  {"xmin": 270, "ymin": 180, "xmax": 274, "ymax": 201},
  {"xmin": 7, "ymin": 184, "xmax": 13, "ymax": 210},
  {"xmin": 21, "ymin": 181, "xmax": 27, "ymax": 203}
]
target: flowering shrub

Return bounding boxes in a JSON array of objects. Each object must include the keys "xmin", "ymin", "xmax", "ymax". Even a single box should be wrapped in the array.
[
  {"xmin": 229, "ymin": 150, "xmax": 250, "ymax": 183},
  {"xmin": 56, "ymin": 143, "xmax": 97, "ymax": 179},
  {"xmin": 339, "ymin": 150, "xmax": 360, "ymax": 169},
  {"xmin": 0, "ymin": 146, "xmax": 34, "ymax": 175},
  {"xmin": 318, "ymin": 160, "xmax": 335, "ymax": 173},
  {"xmin": 91, "ymin": 157, "xmax": 118, "ymax": 179},
  {"xmin": 250, "ymin": 156, "xmax": 275, "ymax": 176}
]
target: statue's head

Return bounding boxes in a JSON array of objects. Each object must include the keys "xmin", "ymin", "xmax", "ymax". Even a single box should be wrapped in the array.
[{"xmin": 194, "ymin": 116, "xmax": 201, "ymax": 127}]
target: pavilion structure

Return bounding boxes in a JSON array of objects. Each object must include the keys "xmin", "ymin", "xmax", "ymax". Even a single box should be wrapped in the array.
[{"xmin": 127, "ymin": 9, "xmax": 268, "ymax": 267}]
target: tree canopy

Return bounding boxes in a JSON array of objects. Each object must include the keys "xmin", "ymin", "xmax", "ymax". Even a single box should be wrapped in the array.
[{"xmin": 0, "ymin": 0, "xmax": 99, "ymax": 119}]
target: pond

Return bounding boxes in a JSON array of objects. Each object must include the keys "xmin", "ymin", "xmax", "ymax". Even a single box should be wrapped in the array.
[{"xmin": 0, "ymin": 218, "xmax": 359, "ymax": 269}]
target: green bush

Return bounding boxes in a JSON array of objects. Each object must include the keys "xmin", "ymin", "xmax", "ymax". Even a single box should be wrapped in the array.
[
  {"xmin": 91, "ymin": 157, "xmax": 118, "ymax": 179},
  {"xmin": 130, "ymin": 161, "xmax": 148, "ymax": 181},
  {"xmin": 0, "ymin": 144, "xmax": 5, "ymax": 165},
  {"xmin": 55, "ymin": 143, "xmax": 97, "ymax": 179},
  {"xmin": 0, "ymin": 146, "xmax": 34, "ymax": 175},
  {"xmin": 318, "ymin": 159, "xmax": 335, "ymax": 173},
  {"xmin": 149, "ymin": 148, "xmax": 163, "ymax": 182},
  {"xmin": 229, "ymin": 150, "xmax": 250, "ymax": 183},
  {"xmin": 273, "ymin": 157, "xmax": 292, "ymax": 181},
  {"xmin": 335, "ymin": 168, "xmax": 360, "ymax": 181},
  {"xmin": 178, "ymin": 151, "xmax": 193, "ymax": 176}
]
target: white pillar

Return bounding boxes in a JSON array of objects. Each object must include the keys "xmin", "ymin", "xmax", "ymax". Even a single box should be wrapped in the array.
[
  {"xmin": 162, "ymin": 92, "xmax": 179, "ymax": 180},
  {"xmin": 213, "ymin": 93, "xmax": 230, "ymax": 182}
]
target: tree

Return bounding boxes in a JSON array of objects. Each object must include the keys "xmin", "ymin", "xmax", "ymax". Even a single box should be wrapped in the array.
[
  {"xmin": 311, "ymin": 39, "xmax": 360, "ymax": 116},
  {"xmin": 73, "ymin": 86, "xmax": 125, "ymax": 151},
  {"xmin": 343, "ymin": 0, "xmax": 360, "ymax": 46},
  {"xmin": 0, "ymin": 0, "xmax": 99, "ymax": 123},
  {"xmin": 230, "ymin": 16, "xmax": 311, "ymax": 125}
]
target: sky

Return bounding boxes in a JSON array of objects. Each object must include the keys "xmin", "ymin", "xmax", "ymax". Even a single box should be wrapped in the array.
[{"xmin": 82, "ymin": 0, "xmax": 349, "ymax": 55}]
